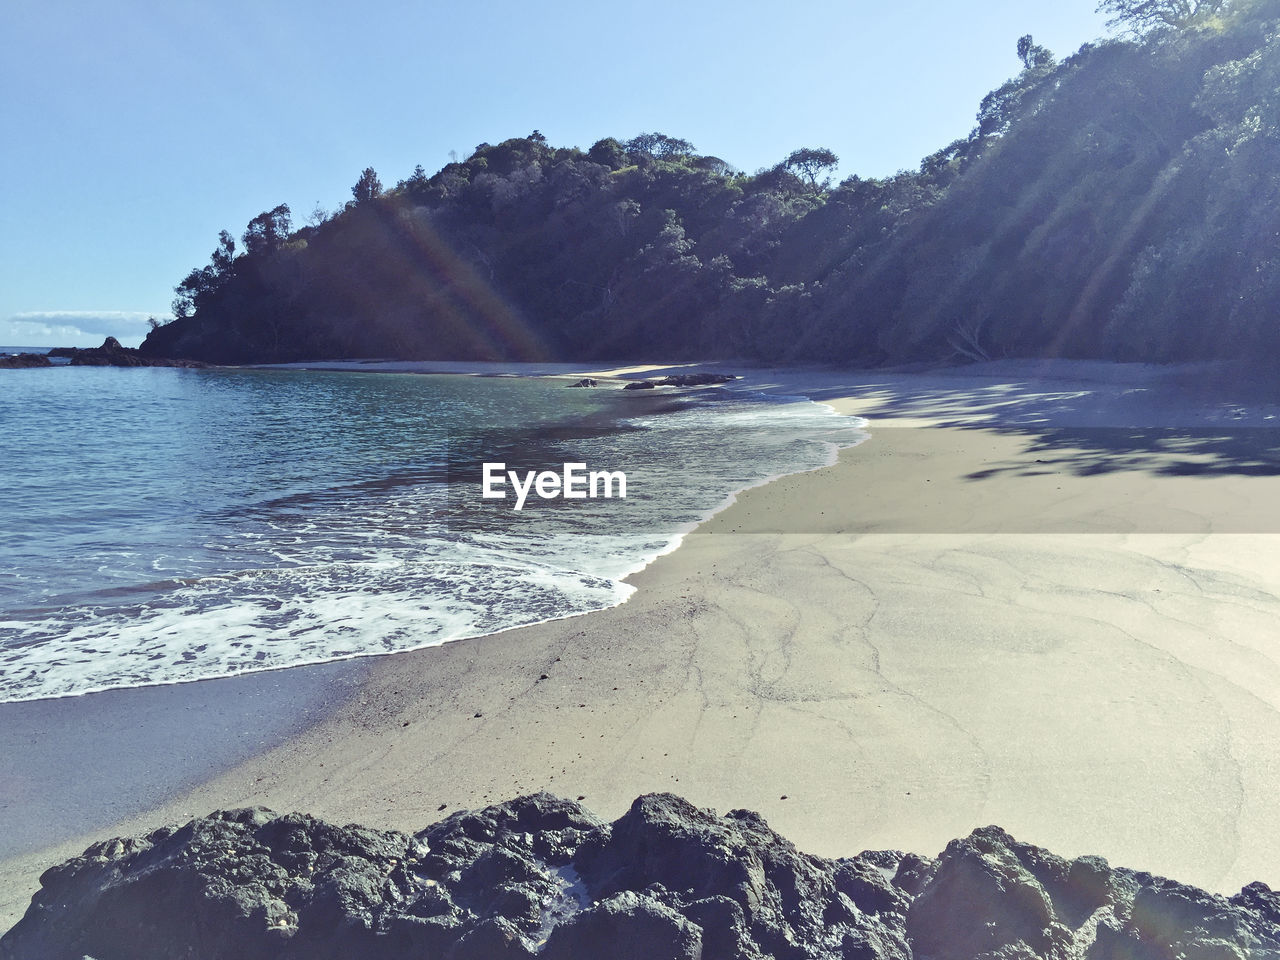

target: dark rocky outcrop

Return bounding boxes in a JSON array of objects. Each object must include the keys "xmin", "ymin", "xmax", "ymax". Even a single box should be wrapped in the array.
[
  {"xmin": 45, "ymin": 337, "xmax": 207, "ymax": 368},
  {"xmin": 654, "ymin": 373, "xmax": 739, "ymax": 387},
  {"xmin": 621, "ymin": 374, "xmax": 737, "ymax": 390},
  {"xmin": 3, "ymin": 793, "xmax": 1278, "ymax": 960},
  {"xmin": 567, "ymin": 378, "xmax": 598, "ymax": 388},
  {"xmin": 0, "ymin": 353, "xmax": 51, "ymax": 368}
]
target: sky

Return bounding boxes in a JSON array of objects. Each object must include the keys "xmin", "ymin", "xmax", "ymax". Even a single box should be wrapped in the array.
[{"xmin": 0, "ymin": 0, "xmax": 1112, "ymax": 347}]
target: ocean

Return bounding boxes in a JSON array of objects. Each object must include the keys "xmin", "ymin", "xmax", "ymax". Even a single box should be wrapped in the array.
[{"xmin": 0, "ymin": 365, "xmax": 865, "ymax": 703}]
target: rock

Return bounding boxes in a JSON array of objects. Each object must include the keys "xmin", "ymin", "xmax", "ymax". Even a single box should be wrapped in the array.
[
  {"xmin": 904, "ymin": 825, "xmax": 1280, "ymax": 960},
  {"xmin": 0, "ymin": 353, "xmax": 51, "ymax": 368},
  {"xmin": 654, "ymin": 373, "xmax": 739, "ymax": 386},
  {"xmin": 620, "ymin": 374, "xmax": 737, "ymax": 390},
  {"xmin": 905, "ymin": 826, "xmax": 1066, "ymax": 960},
  {"xmin": 4, "ymin": 794, "xmax": 1279, "ymax": 960},
  {"xmin": 446, "ymin": 917, "xmax": 536, "ymax": 959},
  {"xmin": 548, "ymin": 793, "xmax": 912, "ymax": 960},
  {"xmin": 46, "ymin": 337, "xmax": 207, "ymax": 368},
  {"xmin": 541, "ymin": 892, "xmax": 702, "ymax": 960},
  {"xmin": 567, "ymin": 378, "xmax": 598, "ymax": 388}
]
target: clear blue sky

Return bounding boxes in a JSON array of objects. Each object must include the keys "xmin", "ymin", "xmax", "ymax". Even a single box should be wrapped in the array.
[{"xmin": 0, "ymin": 0, "xmax": 1111, "ymax": 347}]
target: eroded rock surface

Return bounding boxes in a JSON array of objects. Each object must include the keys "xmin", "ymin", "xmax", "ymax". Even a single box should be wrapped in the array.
[{"xmin": 3, "ymin": 793, "xmax": 1278, "ymax": 959}]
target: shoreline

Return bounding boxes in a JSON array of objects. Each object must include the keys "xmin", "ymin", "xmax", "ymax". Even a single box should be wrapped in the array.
[
  {"xmin": 6, "ymin": 359, "xmax": 1280, "ymax": 929},
  {"xmin": 0, "ymin": 364, "xmax": 864, "ymax": 706}
]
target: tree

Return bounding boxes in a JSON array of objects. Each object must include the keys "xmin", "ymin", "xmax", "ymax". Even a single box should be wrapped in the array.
[
  {"xmin": 1017, "ymin": 34, "xmax": 1056, "ymax": 70},
  {"xmin": 170, "ymin": 229, "xmax": 238, "ymax": 318},
  {"xmin": 242, "ymin": 204, "xmax": 291, "ymax": 257},
  {"xmin": 625, "ymin": 132, "xmax": 696, "ymax": 159},
  {"xmin": 396, "ymin": 164, "xmax": 430, "ymax": 200},
  {"xmin": 783, "ymin": 147, "xmax": 840, "ymax": 189},
  {"xmin": 1197, "ymin": 30, "xmax": 1280, "ymax": 141},
  {"xmin": 692, "ymin": 155, "xmax": 738, "ymax": 177},
  {"xmin": 587, "ymin": 137, "xmax": 628, "ymax": 168},
  {"xmin": 1096, "ymin": 0, "xmax": 1228, "ymax": 35},
  {"xmin": 351, "ymin": 166, "xmax": 383, "ymax": 204},
  {"xmin": 210, "ymin": 229, "xmax": 236, "ymax": 275}
]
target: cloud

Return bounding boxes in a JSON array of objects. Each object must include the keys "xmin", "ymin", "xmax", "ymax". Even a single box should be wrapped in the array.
[{"xmin": 1, "ymin": 311, "xmax": 172, "ymax": 349}]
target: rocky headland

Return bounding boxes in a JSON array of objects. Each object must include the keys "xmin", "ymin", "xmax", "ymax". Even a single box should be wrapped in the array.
[
  {"xmin": 39, "ymin": 338, "xmax": 207, "ymax": 368},
  {"xmin": 3, "ymin": 792, "xmax": 1275, "ymax": 959}
]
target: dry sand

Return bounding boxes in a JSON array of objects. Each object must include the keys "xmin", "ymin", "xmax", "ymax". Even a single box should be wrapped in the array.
[{"xmin": 5, "ymin": 359, "xmax": 1280, "ymax": 929}]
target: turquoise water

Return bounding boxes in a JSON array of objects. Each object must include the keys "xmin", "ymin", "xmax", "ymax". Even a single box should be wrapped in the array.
[{"xmin": 0, "ymin": 366, "xmax": 864, "ymax": 702}]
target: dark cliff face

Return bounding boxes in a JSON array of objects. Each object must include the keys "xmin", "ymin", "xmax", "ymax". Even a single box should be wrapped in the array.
[{"xmin": 4, "ymin": 793, "xmax": 1278, "ymax": 960}]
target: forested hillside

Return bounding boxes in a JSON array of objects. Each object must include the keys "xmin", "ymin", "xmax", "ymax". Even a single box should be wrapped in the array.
[{"xmin": 142, "ymin": 0, "xmax": 1280, "ymax": 365}]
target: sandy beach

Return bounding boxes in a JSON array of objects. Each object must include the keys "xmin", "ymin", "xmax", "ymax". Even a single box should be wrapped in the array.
[{"xmin": 5, "ymin": 359, "xmax": 1280, "ymax": 930}]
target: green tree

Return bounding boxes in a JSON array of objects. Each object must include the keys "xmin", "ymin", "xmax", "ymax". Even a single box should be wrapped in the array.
[
  {"xmin": 587, "ymin": 137, "xmax": 628, "ymax": 168},
  {"xmin": 1097, "ymin": 0, "xmax": 1228, "ymax": 34},
  {"xmin": 784, "ymin": 147, "xmax": 839, "ymax": 189},
  {"xmin": 170, "ymin": 276, "xmax": 199, "ymax": 319},
  {"xmin": 396, "ymin": 165, "xmax": 430, "ymax": 202},
  {"xmin": 170, "ymin": 229, "xmax": 238, "ymax": 318},
  {"xmin": 692, "ymin": 156, "xmax": 738, "ymax": 177},
  {"xmin": 351, "ymin": 166, "xmax": 383, "ymax": 204},
  {"xmin": 625, "ymin": 132, "xmax": 695, "ymax": 159},
  {"xmin": 1017, "ymin": 34, "xmax": 1056, "ymax": 70},
  {"xmin": 242, "ymin": 204, "xmax": 291, "ymax": 257},
  {"xmin": 210, "ymin": 229, "xmax": 236, "ymax": 275}
]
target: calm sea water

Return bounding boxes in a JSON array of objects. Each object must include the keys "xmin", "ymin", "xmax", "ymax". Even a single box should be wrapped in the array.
[{"xmin": 0, "ymin": 366, "xmax": 864, "ymax": 702}]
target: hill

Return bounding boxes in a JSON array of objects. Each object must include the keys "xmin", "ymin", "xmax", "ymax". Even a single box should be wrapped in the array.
[{"xmin": 142, "ymin": 0, "xmax": 1280, "ymax": 365}]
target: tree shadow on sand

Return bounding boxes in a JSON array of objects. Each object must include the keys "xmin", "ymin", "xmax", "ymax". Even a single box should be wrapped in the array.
[
  {"xmin": 775, "ymin": 361, "xmax": 1280, "ymax": 482},
  {"xmin": 964, "ymin": 428, "xmax": 1280, "ymax": 480}
]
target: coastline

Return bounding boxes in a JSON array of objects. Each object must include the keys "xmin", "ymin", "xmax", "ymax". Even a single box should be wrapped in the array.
[
  {"xmin": 0, "ymin": 363, "xmax": 861, "ymax": 705},
  {"xmin": 6, "ymin": 359, "xmax": 1280, "ymax": 929}
]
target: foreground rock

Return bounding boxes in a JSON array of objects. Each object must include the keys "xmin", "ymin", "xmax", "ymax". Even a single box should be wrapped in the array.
[
  {"xmin": 46, "ymin": 337, "xmax": 207, "ymax": 368},
  {"xmin": 3, "ymin": 793, "xmax": 1278, "ymax": 959}
]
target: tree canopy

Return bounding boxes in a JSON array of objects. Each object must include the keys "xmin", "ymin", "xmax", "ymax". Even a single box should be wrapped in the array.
[
  {"xmin": 241, "ymin": 204, "xmax": 291, "ymax": 257},
  {"xmin": 1097, "ymin": 0, "xmax": 1229, "ymax": 34},
  {"xmin": 783, "ymin": 148, "xmax": 840, "ymax": 190},
  {"xmin": 351, "ymin": 167, "xmax": 383, "ymax": 204},
  {"xmin": 1017, "ymin": 35, "xmax": 1056, "ymax": 69},
  {"xmin": 625, "ymin": 133, "xmax": 695, "ymax": 159}
]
